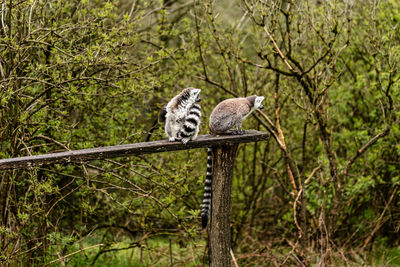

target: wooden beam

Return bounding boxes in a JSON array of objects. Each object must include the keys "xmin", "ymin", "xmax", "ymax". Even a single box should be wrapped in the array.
[
  {"xmin": 209, "ymin": 144, "xmax": 238, "ymax": 267},
  {"xmin": 0, "ymin": 131, "xmax": 269, "ymax": 170}
]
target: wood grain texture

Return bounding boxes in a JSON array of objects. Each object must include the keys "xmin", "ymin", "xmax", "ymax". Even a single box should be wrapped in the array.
[
  {"xmin": 0, "ymin": 131, "xmax": 268, "ymax": 170},
  {"xmin": 209, "ymin": 144, "xmax": 239, "ymax": 267}
]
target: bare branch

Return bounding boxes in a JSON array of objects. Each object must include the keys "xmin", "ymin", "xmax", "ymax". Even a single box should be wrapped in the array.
[
  {"xmin": 263, "ymin": 25, "xmax": 294, "ymax": 72},
  {"xmin": 43, "ymin": 244, "xmax": 104, "ymax": 266},
  {"xmin": 360, "ymin": 185, "xmax": 398, "ymax": 253},
  {"xmin": 343, "ymin": 127, "xmax": 391, "ymax": 176}
]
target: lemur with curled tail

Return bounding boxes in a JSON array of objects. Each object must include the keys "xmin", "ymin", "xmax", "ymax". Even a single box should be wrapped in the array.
[
  {"xmin": 160, "ymin": 88, "xmax": 202, "ymax": 144},
  {"xmin": 201, "ymin": 95, "xmax": 265, "ymax": 228}
]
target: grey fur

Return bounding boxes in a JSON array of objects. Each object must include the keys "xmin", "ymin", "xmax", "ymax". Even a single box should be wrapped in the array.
[{"xmin": 209, "ymin": 95, "xmax": 264, "ymax": 135}]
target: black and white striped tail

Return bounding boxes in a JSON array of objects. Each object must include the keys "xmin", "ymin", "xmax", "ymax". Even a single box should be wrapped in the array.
[
  {"xmin": 178, "ymin": 103, "xmax": 201, "ymax": 142},
  {"xmin": 201, "ymin": 147, "xmax": 212, "ymax": 228}
]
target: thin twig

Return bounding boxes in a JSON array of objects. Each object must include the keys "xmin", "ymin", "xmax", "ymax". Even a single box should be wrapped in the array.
[
  {"xmin": 1, "ymin": 3, "xmax": 6, "ymax": 35},
  {"xmin": 263, "ymin": 26, "xmax": 294, "ymax": 72},
  {"xmin": 293, "ymin": 188, "xmax": 304, "ymax": 236},
  {"xmin": 274, "ymin": 74, "xmax": 298, "ymax": 194},
  {"xmin": 230, "ymin": 249, "xmax": 239, "ymax": 267},
  {"xmin": 281, "ymin": 239, "xmax": 299, "ymax": 266},
  {"xmin": 46, "ymin": 184, "xmax": 83, "ymax": 217},
  {"xmin": 360, "ymin": 185, "xmax": 399, "ymax": 253},
  {"xmin": 343, "ymin": 127, "xmax": 390, "ymax": 175},
  {"xmin": 304, "ymin": 166, "xmax": 322, "ymax": 185},
  {"xmin": 28, "ymin": 0, "xmax": 37, "ymax": 36},
  {"xmin": 255, "ymin": 110, "xmax": 282, "ymax": 148},
  {"xmin": 195, "ymin": 75, "xmax": 238, "ymax": 97},
  {"xmin": 291, "ymin": 252, "xmax": 306, "ymax": 267},
  {"xmin": 34, "ymin": 134, "xmax": 70, "ymax": 151},
  {"xmin": 194, "ymin": 2, "xmax": 209, "ymax": 85},
  {"xmin": 169, "ymin": 239, "xmax": 173, "ymax": 266},
  {"xmin": 43, "ymin": 244, "xmax": 103, "ymax": 266}
]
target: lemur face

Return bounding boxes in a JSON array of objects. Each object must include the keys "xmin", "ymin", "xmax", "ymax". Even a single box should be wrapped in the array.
[
  {"xmin": 190, "ymin": 88, "xmax": 201, "ymax": 103},
  {"xmin": 254, "ymin": 96, "xmax": 265, "ymax": 110}
]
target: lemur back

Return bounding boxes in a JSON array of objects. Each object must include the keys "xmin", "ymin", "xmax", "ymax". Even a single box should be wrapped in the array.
[
  {"xmin": 201, "ymin": 95, "xmax": 264, "ymax": 228},
  {"xmin": 164, "ymin": 88, "xmax": 201, "ymax": 143}
]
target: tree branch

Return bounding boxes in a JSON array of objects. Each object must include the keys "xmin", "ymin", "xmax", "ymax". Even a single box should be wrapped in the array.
[
  {"xmin": 343, "ymin": 127, "xmax": 391, "ymax": 176},
  {"xmin": 360, "ymin": 185, "xmax": 398, "ymax": 253}
]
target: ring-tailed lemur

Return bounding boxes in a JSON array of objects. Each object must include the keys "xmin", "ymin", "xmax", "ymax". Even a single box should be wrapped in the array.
[
  {"xmin": 201, "ymin": 95, "xmax": 265, "ymax": 228},
  {"xmin": 161, "ymin": 88, "xmax": 202, "ymax": 144}
]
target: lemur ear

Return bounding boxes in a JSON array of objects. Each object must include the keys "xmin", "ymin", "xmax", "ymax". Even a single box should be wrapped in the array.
[{"xmin": 192, "ymin": 88, "xmax": 201, "ymax": 95}]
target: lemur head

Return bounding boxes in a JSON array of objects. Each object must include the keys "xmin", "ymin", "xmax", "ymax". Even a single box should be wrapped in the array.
[
  {"xmin": 255, "ymin": 95, "xmax": 264, "ymax": 109},
  {"xmin": 172, "ymin": 87, "xmax": 201, "ymax": 109},
  {"xmin": 247, "ymin": 95, "xmax": 265, "ymax": 110},
  {"xmin": 188, "ymin": 87, "xmax": 201, "ymax": 103}
]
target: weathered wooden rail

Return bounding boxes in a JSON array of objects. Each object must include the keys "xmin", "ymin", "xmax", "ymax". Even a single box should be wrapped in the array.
[{"xmin": 0, "ymin": 130, "xmax": 269, "ymax": 267}]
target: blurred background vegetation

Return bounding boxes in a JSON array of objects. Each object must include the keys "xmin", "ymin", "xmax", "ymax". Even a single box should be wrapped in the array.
[{"xmin": 0, "ymin": 0, "xmax": 399, "ymax": 265}]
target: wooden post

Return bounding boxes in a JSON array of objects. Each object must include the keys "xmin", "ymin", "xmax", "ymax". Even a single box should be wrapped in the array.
[{"xmin": 209, "ymin": 144, "xmax": 238, "ymax": 267}]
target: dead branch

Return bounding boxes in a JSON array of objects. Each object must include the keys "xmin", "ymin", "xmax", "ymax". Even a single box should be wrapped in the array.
[{"xmin": 343, "ymin": 127, "xmax": 391, "ymax": 176}]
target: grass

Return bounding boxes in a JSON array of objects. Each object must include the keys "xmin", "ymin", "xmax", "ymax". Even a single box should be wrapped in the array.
[
  {"xmin": 46, "ymin": 235, "xmax": 206, "ymax": 266},
  {"xmin": 41, "ymin": 234, "xmax": 400, "ymax": 266}
]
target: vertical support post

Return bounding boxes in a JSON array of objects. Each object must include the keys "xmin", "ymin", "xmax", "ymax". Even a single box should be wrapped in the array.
[{"xmin": 209, "ymin": 144, "xmax": 238, "ymax": 267}]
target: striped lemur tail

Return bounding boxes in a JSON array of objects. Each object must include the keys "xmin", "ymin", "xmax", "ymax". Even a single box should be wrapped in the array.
[{"xmin": 201, "ymin": 147, "xmax": 213, "ymax": 228}]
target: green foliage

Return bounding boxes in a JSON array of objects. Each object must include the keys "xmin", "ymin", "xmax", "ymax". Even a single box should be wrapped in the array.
[{"xmin": 0, "ymin": 0, "xmax": 399, "ymax": 265}]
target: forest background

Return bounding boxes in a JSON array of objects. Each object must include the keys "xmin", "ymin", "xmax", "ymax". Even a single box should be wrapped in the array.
[{"xmin": 0, "ymin": 0, "xmax": 399, "ymax": 266}]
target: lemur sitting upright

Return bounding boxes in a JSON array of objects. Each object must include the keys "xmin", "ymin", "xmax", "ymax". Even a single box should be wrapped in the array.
[
  {"xmin": 160, "ymin": 88, "xmax": 202, "ymax": 144},
  {"xmin": 201, "ymin": 95, "xmax": 265, "ymax": 228}
]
